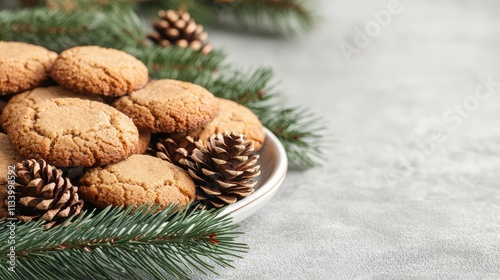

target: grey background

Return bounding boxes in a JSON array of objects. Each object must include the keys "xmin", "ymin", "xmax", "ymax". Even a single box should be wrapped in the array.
[
  {"xmin": 196, "ymin": 0, "xmax": 500, "ymax": 279},
  {"xmin": 2, "ymin": 0, "xmax": 499, "ymax": 279}
]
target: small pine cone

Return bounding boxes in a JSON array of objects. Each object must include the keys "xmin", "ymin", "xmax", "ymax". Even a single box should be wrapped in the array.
[
  {"xmin": 154, "ymin": 135, "xmax": 198, "ymax": 167},
  {"xmin": 12, "ymin": 159, "xmax": 84, "ymax": 229},
  {"xmin": 180, "ymin": 132, "xmax": 261, "ymax": 208},
  {"xmin": 148, "ymin": 9, "xmax": 212, "ymax": 54}
]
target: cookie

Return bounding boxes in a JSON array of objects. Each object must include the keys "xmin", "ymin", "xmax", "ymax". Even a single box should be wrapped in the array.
[
  {"xmin": 0, "ymin": 41, "xmax": 57, "ymax": 95},
  {"xmin": 171, "ymin": 98, "xmax": 265, "ymax": 150},
  {"xmin": 78, "ymin": 154, "xmax": 195, "ymax": 210},
  {"xmin": 113, "ymin": 79, "xmax": 219, "ymax": 133},
  {"xmin": 51, "ymin": 46, "xmax": 148, "ymax": 97},
  {"xmin": 1, "ymin": 86, "xmax": 104, "ymax": 133},
  {"xmin": 135, "ymin": 130, "xmax": 151, "ymax": 154},
  {"xmin": 0, "ymin": 133, "xmax": 24, "ymax": 218},
  {"xmin": 8, "ymin": 98, "xmax": 139, "ymax": 167}
]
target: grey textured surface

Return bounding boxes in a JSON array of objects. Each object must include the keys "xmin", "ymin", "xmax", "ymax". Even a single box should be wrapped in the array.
[{"xmin": 194, "ymin": 0, "xmax": 500, "ymax": 279}]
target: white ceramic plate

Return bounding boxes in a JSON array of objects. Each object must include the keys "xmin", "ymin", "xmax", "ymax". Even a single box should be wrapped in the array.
[{"xmin": 221, "ymin": 128, "xmax": 288, "ymax": 223}]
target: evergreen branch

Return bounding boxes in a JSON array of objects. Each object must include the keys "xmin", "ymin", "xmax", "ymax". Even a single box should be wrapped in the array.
[
  {"xmin": 6, "ymin": 0, "xmax": 317, "ymax": 34},
  {"xmin": 260, "ymin": 107, "xmax": 325, "ymax": 168},
  {"xmin": 155, "ymin": 0, "xmax": 216, "ymax": 23},
  {"xmin": 0, "ymin": 204, "xmax": 247, "ymax": 279},
  {"xmin": 127, "ymin": 45, "xmax": 226, "ymax": 80},
  {"xmin": 210, "ymin": 0, "xmax": 317, "ymax": 34},
  {"xmin": 0, "ymin": 7, "xmax": 146, "ymax": 52},
  {"xmin": 43, "ymin": 0, "xmax": 138, "ymax": 11}
]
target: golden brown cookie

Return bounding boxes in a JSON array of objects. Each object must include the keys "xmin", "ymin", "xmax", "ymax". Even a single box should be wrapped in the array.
[
  {"xmin": 113, "ymin": 79, "xmax": 219, "ymax": 133},
  {"xmin": 51, "ymin": 46, "xmax": 148, "ymax": 97},
  {"xmin": 1, "ymin": 86, "xmax": 104, "ymax": 133},
  {"xmin": 8, "ymin": 98, "xmax": 139, "ymax": 167},
  {"xmin": 0, "ymin": 41, "xmax": 57, "ymax": 95},
  {"xmin": 78, "ymin": 154, "xmax": 195, "ymax": 210},
  {"xmin": 0, "ymin": 133, "xmax": 24, "ymax": 218},
  {"xmin": 172, "ymin": 98, "xmax": 265, "ymax": 150},
  {"xmin": 135, "ymin": 130, "xmax": 151, "ymax": 154}
]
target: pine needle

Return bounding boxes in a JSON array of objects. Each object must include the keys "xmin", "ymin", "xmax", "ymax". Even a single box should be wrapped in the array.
[{"xmin": 0, "ymin": 204, "xmax": 247, "ymax": 279}]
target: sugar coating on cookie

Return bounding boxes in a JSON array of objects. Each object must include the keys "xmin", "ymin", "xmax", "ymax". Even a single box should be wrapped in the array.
[
  {"xmin": 173, "ymin": 98, "xmax": 265, "ymax": 150},
  {"xmin": 1, "ymin": 86, "xmax": 104, "ymax": 133},
  {"xmin": 51, "ymin": 46, "xmax": 148, "ymax": 97},
  {"xmin": 113, "ymin": 79, "xmax": 219, "ymax": 133},
  {"xmin": 0, "ymin": 41, "xmax": 57, "ymax": 95},
  {"xmin": 0, "ymin": 133, "xmax": 24, "ymax": 218},
  {"xmin": 8, "ymin": 98, "xmax": 139, "ymax": 167},
  {"xmin": 78, "ymin": 154, "xmax": 195, "ymax": 210}
]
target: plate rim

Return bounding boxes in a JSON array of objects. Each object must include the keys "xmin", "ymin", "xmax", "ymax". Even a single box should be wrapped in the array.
[{"xmin": 221, "ymin": 127, "xmax": 288, "ymax": 217}]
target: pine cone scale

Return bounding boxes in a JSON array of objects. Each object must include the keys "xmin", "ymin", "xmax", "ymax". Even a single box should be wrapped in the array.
[
  {"xmin": 19, "ymin": 196, "xmax": 47, "ymax": 208},
  {"xmin": 202, "ymin": 168, "xmax": 218, "ymax": 177},
  {"xmin": 17, "ymin": 215, "xmax": 38, "ymax": 222},
  {"xmin": 214, "ymin": 180, "xmax": 236, "ymax": 188},
  {"xmin": 40, "ymin": 182, "xmax": 56, "ymax": 195},
  {"xmin": 41, "ymin": 209, "xmax": 60, "ymax": 221},
  {"xmin": 187, "ymin": 169, "xmax": 205, "ymax": 182},
  {"xmin": 58, "ymin": 190, "xmax": 72, "ymax": 205},
  {"xmin": 26, "ymin": 178, "xmax": 43, "ymax": 190},
  {"xmin": 218, "ymin": 195, "xmax": 237, "ymax": 205},
  {"xmin": 35, "ymin": 199, "xmax": 54, "ymax": 210},
  {"xmin": 199, "ymin": 185, "xmax": 222, "ymax": 196}
]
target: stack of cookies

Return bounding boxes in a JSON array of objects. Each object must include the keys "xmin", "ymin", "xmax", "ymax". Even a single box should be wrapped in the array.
[{"xmin": 0, "ymin": 41, "xmax": 265, "ymax": 218}]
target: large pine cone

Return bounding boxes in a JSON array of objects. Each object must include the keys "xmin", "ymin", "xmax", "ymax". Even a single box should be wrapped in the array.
[
  {"xmin": 13, "ymin": 159, "xmax": 84, "ymax": 229},
  {"xmin": 180, "ymin": 132, "xmax": 260, "ymax": 208},
  {"xmin": 148, "ymin": 9, "xmax": 212, "ymax": 54}
]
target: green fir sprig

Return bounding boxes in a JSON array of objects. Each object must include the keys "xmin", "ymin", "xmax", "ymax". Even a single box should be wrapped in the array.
[
  {"xmin": 0, "ymin": 7, "xmax": 324, "ymax": 168},
  {"xmin": 0, "ymin": 204, "xmax": 247, "ymax": 279},
  {"xmin": 23, "ymin": 0, "xmax": 318, "ymax": 34},
  {"xmin": 0, "ymin": 8, "xmax": 146, "ymax": 52},
  {"xmin": 210, "ymin": 0, "xmax": 317, "ymax": 34}
]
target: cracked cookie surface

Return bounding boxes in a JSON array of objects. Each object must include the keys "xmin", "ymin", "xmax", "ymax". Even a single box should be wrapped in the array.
[
  {"xmin": 171, "ymin": 98, "xmax": 265, "ymax": 150},
  {"xmin": 78, "ymin": 154, "xmax": 195, "ymax": 210},
  {"xmin": 1, "ymin": 86, "xmax": 104, "ymax": 133},
  {"xmin": 51, "ymin": 46, "xmax": 148, "ymax": 97},
  {"xmin": 113, "ymin": 79, "xmax": 219, "ymax": 133},
  {"xmin": 0, "ymin": 133, "xmax": 24, "ymax": 218},
  {"xmin": 0, "ymin": 41, "xmax": 57, "ymax": 95},
  {"xmin": 7, "ymin": 98, "xmax": 139, "ymax": 167}
]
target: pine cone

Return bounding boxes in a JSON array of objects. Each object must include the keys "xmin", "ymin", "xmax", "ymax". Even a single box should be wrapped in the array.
[
  {"xmin": 153, "ymin": 135, "xmax": 198, "ymax": 167},
  {"xmin": 180, "ymin": 132, "xmax": 260, "ymax": 208},
  {"xmin": 13, "ymin": 159, "xmax": 84, "ymax": 229},
  {"xmin": 148, "ymin": 9, "xmax": 212, "ymax": 54}
]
